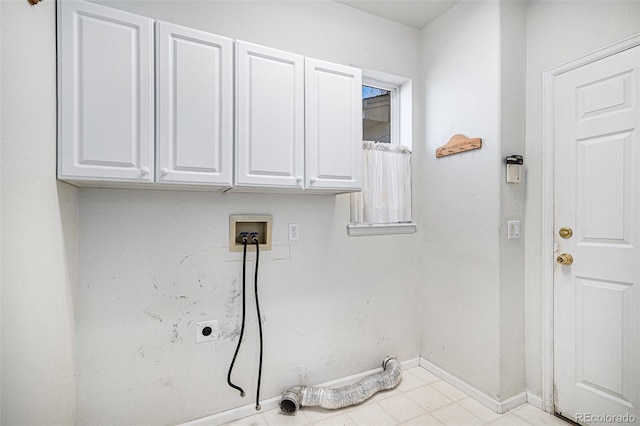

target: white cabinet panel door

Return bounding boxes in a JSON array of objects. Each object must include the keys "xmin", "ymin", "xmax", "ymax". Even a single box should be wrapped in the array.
[
  {"xmin": 58, "ymin": 1, "xmax": 154, "ymax": 183},
  {"xmin": 554, "ymin": 45, "xmax": 640, "ymax": 423},
  {"xmin": 305, "ymin": 58, "xmax": 362, "ymax": 191},
  {"xmin": 235, "ymin": 41, "xmax": 304, "ymax": 188},
  {"xmin": 156, "ymin": 22, "xmax": 233, "ymax": 185}
]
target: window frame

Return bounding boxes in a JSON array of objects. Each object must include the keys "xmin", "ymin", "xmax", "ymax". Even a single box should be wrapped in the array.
[
  {"xmin": 361, "ymin": 69, "xmax": 412, "ymax": 149},
  {"xmin": 362, "ymin": 84, "xmax": 394, "ymax": 144},
  {"xmin": 347, "ymin": 68, "xmax": 417, "ymax": 236}
]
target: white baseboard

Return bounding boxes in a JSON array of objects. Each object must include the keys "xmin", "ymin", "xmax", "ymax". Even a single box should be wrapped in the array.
[
  {"xmin": 526, "ymin": 392, "xmax": 545, "ymax": 411},
  {"xmin": 400, "ymin": 357, "xmax": 421, "ymax": 370},
  {"xmin": 181, "ymin": 357, "xmax": 421, "ymax": 426},
  {"xmin": 181, "ymin": 394, "xmax": 281, "ymax": 426},
  {"xmin": 418, "ymin": 357, "xmax": 527, "ymax": 414}
]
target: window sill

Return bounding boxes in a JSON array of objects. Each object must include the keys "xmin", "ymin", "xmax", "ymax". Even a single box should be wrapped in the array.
[{"xmin": 347, "ymin": 223, "xmax": 417, "ymax": 236}]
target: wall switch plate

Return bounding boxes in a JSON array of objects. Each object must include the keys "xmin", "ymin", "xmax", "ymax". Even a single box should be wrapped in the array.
[
  {"xmin": 288, "ymin": 223, "xmax": 299, "ymax": 241},
  {"xmin": 196, "ymin": 320, "xmax": 218, "ymax": 343},
  {"xmin": 507, "ymin": 220, "xmax": 521, "ymax": 239}
]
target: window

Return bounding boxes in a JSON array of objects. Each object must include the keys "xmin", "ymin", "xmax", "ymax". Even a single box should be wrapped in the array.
[
  {"xmin": 362, "ymin": 86, "xmax": 391, "ymax": 143},
  {"xmin": 348, "ymin": 69, "xmax": 416, "ymax": 236}
]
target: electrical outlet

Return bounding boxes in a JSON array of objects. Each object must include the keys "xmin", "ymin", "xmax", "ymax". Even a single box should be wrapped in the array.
[
  {"xmin": 196, "ymin": 320, "xmax": 219, "ymax": 343},
  {"xmin": 288, "ymin": 223, "xmax": 299, "ymax": 241}
]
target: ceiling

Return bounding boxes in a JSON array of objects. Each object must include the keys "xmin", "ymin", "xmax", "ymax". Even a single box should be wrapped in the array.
[{"xmin": 335, "ymin": 1, "xmax": 459, "ymax": 30}]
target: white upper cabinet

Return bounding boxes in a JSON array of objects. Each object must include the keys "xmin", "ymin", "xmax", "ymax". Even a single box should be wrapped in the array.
[
  {"xmin": 305, "ymin": 58, "xmax": 362, "ymax": 191},
  {"xmin": 58, "ymin": 1, "xmax": 155, "ymax": 183},
  {"xmin": 235, "ymin": 41, "xmax": 305, "ymax": 188},
  {"xmin": 156, "ymin": 22, "xmax": 233, "ymax": 186},
  {"xmin": 235, "ymin": 42, "xmax": 362, "ymax": 192},
  {"xmin": 58, "ymin": 4, "xmax": 361, "ymax": 193}
]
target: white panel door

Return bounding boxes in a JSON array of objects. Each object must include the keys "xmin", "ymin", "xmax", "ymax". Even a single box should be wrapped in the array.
[
  {"xmin": 235, "ymin": 41, "xmax": 304, "ymax": 188},
  {"xmin": 305, "ymin": 58, "xmax": 362, "ymax": 191},
  {"xmin": 554, "ymin": 46, "xmax": 640, "ymax": 424},
  {"xmin": 156, "ymin": 22, "xmax": 233, "ymax": 186},
  {"xmin": 58, "ymin": 1, "xmax": 154, "ymax": 183}
]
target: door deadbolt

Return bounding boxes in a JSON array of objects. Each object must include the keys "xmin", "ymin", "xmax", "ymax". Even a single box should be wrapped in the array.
[
  {"xmin": 559, "ymin": 227, "xmax": 573, "ymax": 239},
  {"xmin": 556, "ymin": 253, "xmax": 574, "ymax": 265}
]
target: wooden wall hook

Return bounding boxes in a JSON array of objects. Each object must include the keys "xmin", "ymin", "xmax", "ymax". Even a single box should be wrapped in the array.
[{"xmin": 436, "ymin": 134, "xmax": 482, "ymax": 158}]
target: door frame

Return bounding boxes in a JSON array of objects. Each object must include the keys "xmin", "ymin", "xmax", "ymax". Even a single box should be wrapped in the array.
[{"xmin": 541, "ymin": 33, "xmax": 640, "ymax": 414}]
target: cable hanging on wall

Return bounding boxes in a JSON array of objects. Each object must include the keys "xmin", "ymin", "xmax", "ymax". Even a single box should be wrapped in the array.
[
  {"xmin": 253, "ymin": 235, "xmax": 264, "ymax": 410},
  {"xmin": 226, "ymin": 233, "xmax": 264, "ymax": 411},
  {"xmin": 226, "ymin": 236, "xmax": 248, "ymax": 398}
]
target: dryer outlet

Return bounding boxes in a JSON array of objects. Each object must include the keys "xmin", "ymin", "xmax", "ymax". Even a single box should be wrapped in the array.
[{"xmin": 196, "ymin": 320, "xmax": 219, "ymax": 343}]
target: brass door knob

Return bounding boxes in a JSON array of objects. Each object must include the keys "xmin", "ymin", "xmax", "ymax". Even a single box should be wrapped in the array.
[
  {"xmin": 556, "ymin": 253, "xmax": 573, "ymax": 265},
  {"xmin": 559, "ymin": 227, "xmax": 573, "ymax": 239}
]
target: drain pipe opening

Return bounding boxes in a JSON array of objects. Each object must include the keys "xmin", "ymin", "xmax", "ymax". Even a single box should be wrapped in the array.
[
  {"xmin": 279, "ymin": 393, "xmax": 299, "ymax": 414},
  {"xmin": 279, "ymin": 357, "xmax": 402, "ymax": 415}
]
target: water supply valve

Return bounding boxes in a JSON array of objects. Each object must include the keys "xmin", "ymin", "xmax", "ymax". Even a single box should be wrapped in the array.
[{"xmin": 229, "ymin": 215, "xmax": 272, "ymax": 252}]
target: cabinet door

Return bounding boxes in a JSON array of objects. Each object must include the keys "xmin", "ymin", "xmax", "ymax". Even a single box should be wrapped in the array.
[
  {"xmin": 58, "ymin": 1, "xmax": 154, "ymax": 183},
  {"xmin": 235, "ymin": 41, "xmax": 304, "ymax": 188},
  {"xmin": 305, "ymin": 58, "xmax": 362, "ymax": 191},
  {"xmin": 156, "ymin": 22, "xmax": 233, "ymax": 186}
]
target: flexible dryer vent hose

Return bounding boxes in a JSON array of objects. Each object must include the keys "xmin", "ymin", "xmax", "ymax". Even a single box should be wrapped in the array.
[{"xmin": 279, "ymin": 357, "xmax": 402, "ymax": 415}]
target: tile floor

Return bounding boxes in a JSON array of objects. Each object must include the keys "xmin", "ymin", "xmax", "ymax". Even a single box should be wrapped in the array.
[{"xmin": 224, "ymin": 367, "xmax": 570, "ymax": 426}]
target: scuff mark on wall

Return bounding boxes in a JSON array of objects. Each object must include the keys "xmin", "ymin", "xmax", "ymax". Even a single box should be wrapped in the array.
[
  {"xmin": 149, "ymin": 274, "xmax": 190, "ymax": 300},
  {"xmin": 167, "ymin": 310, "xmax": 198, "ymax": 344},
  {"xmin": 145, "ymin": 311, "xmax": 163, "ymax": 323},
  {"xmin": 171, "ymin": 322, "xmax": 183, "ymax": 343},
  {"xmin": 219, "ymin": 278, "xmax": 243, "ymax": 341},
  {"xmin": 219, "ymin": 325, "xmax": 239, "ymax": 341},
  {"xmin": 150, "ymin": 273, "xmax": 158, "ymax": 290},
  {"xmin": 178, "ymin": 250, "xmax": 206, "ymax": 267},
  {"xmin": 163, "ymin": 293, "xmax": 188, "ymax": 300},
  {"xmin": 225, "ymin": 281, "xmax": 240, "ymax": 320}
]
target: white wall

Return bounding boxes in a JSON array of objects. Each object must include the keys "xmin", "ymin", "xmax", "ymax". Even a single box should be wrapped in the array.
[
  {"xmin": 0, "ymin": 0, "xmax": 78, "ymax": 424},
  {"xmin": 94, "ymin": 0, "xmax": 419, "ymax": 78},
  {"xmin": 524, "ymin": 0, "xmax": 640, "ymax": 401},
  {"xmin": 73, "ymin": 2, "xmax": 423, "ymax": 424},
  {"xmin": 498, "ymin": 1, "xmax": 526, "ymax": 400},
  {"xmin": 419, "ymin": 0, "xmax": 640, "ymax": 405},
  {"xmin": 419, "ymin": 0, "xmax": 528, "ymax": 402},
  {"xmin": 419, "ymin": 1, "xmax": 504, "ymax": 399}
]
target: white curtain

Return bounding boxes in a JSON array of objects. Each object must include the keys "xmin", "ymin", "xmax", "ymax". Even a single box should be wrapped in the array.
[{"xmin": 350, "ymin": 141, "xmax": 412, "ymax": 224}]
